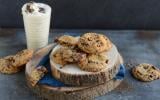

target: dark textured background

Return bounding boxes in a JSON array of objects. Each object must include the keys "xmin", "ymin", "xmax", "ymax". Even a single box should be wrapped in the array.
[{"xmin": 1, "ymin": 0, "xmax": 160, "ymax": 29}]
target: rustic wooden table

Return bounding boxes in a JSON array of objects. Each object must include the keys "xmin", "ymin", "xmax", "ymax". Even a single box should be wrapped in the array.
[{"xmin": 0, "ymin": 28, "xmax": 160, "ymax": 100}]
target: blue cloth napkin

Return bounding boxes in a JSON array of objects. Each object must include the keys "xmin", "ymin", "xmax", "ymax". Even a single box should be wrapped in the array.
[{"xmin": 38, "ymin": 50, "xmax": 125, "ymax": 87}]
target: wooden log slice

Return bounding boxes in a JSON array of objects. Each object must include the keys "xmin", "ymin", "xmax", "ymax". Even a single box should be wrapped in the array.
[
  {"xmin": 28, "ymin": 79, "xmax": 122, "ymax": 100},
  {"xmin": 50, "ymin": 44, "xmax": 120, "ymax": 86},
  {"xmin": 26, "ymin": 44, "xmax": 124, "ymax": 100}
]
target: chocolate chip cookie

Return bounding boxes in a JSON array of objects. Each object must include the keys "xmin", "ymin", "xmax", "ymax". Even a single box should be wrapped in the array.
[
  {"xmin": 132, "ymin": 63, "xmax": 160, "ymax": 82},
  {"xmin": 78, "ymin": 53, "xmax": 108, "ymax": 72},
  {"xmin": 53, "ymin": 47, "xmax": 86, "ymax": 66},
  {"xmin": 55, "ymin": 35, "xmax": 78, "ymax": 47},
  {"xmin": 0, "ymin": 49, "xmax": 34, "ymax": 74},
  {"xmin": 29, "ymin": 66, "xmax": 48, "ymax": 86},
  {"xmin": 78, "ymin": 33, "xmax": 112, "ymax": 54}
]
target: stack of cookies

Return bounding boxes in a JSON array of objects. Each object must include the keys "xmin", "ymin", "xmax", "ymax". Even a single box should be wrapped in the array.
[{"xmin": 50, "ymin": 33, "xmax": 123, "ymax": 86}]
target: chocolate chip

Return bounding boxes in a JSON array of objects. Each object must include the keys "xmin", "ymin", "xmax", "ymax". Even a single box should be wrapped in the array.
[
  {"xmin": 96, "ymin": 40, "xmax": 100, "ymax": 42},
  {"xmin": 88, "ymin": 37, "xmax": 92, "ymax": 41},
  {"xmin": 105, "ymin": 60, "xmax": 108, "ymax": 63},
  {"xmin": 150, "ymin": 75, "xmax": 153, "ymax": 78},
  {"xmin": 88, "ymin": 61, "xmax": 92, "ymax": 63},
  {"xmin": 39, "ymin": 7, "xmax": 45, "ymax": 13},
  {"xmin": 81, "ymin": 42, "xmax": 88, "ymax": 46},
  {"xmin": 151, "ymin": 66, "xmax": 156, "ymax": 69},
  {"xmin": 26, "ymin": 4, "xmax": 34, "ymax": 13}
]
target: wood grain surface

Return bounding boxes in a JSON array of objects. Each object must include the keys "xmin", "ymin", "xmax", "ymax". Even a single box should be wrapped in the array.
[{"xmin": 26, "ymin": 44, "xmax": 123, "ymax": 100}]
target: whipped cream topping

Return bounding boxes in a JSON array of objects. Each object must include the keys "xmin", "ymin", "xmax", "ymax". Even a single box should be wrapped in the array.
[{"xmin": 25, "ymin": 1, "xmax": 45, "ymax": 14}]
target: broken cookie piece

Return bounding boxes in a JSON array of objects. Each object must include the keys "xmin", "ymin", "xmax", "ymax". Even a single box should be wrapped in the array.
[
  {"xmin": 29, "ymin": 66, "xmax": 48, "ymax": 87},
  {"xmin": 0, "ymin": 49, "xmax": 34, "ymax": 74},
  {"xmin": 54, "ymin": 35, "xmax": 78, "ymax": 47},
  {"xmin": 78, "ymin": 53, "xmax": 108, "ymax": 72}
]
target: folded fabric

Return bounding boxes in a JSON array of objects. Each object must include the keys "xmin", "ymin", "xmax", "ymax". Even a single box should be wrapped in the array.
[
  {"xmin": 114, "ymin": 64, "xmax": 125, "ymax": 80},
  {"xmin": 38, "ymin": 49, "xmax": 125, "ymax": 87}
]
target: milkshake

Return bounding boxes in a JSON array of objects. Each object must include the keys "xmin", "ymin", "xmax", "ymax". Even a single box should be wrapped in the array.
[{"xmin": 22, "ymin": 2, "xmax": 51, "ymax": 50}]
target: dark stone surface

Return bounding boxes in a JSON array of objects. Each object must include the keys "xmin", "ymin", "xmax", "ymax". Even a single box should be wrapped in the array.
[
  {"xmin": 1, "ymin": 0, "xmax": 160, "ymax": 29},
  {"xmin": 0, "ymin": 29, "xmax": 160, "ymax": 100}
]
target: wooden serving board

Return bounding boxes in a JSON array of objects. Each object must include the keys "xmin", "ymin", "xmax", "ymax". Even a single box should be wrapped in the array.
[
  {"xmin": 50, "ymin": 44, "xmax": 121, "ymax": 86},
  {"xmin": 26, "ymin": 44, "xmax": 124, "ymax": 100}
]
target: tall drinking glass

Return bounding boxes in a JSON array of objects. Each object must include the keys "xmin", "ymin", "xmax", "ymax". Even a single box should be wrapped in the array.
[{"xmin": 22, "ymin": 2, "xmax": 51, "ymax": 50}]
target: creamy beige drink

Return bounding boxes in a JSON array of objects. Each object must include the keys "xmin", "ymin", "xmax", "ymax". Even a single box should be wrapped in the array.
[{"xmin": 22, "ymin": 2, "xmax": 51, "ymax": 50}]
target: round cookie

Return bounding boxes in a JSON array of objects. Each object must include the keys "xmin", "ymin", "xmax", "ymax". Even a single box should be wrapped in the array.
[
  {"xmin": 55, "ymin": 35, "xmax": 78, "ymax": 47},
  {"xmin": 78, "ymin": 33, "xmax": 112, "ymax": 54},
  {"xmin": 78, "ymin": 53, "xmax": 108, "ymax": 72},
  {"xmin": 132, "ymin": 63, "xmax": 160, "ymax": 82}
]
